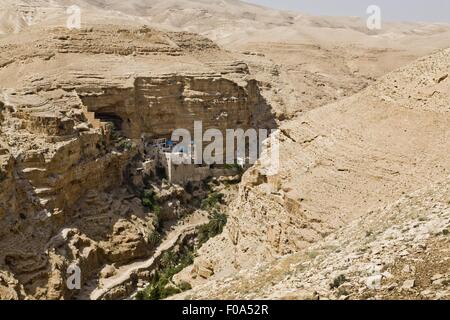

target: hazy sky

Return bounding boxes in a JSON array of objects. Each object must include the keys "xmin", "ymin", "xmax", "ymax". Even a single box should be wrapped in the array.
[{"xmin": 245, "ymin": 0, "xmax": 450, "ymax": 23}]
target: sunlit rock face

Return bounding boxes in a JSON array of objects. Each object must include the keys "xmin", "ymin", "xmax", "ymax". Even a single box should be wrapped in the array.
[{"xmin": 0, "ymin": 24, "xmax": 274, "ymax": 299}]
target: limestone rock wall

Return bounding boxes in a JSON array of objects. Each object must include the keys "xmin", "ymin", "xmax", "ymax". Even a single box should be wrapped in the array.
[
  {"xmin": 79, "ymin": 75, "xmax": 271, "ymax": 140},
  {"xmin": 0, "ymin": 70, "xmax": 271, "ymax": 300},
  {"xmin": 0, "ymin": 24, "xmax": 276, "ymax": 299}
]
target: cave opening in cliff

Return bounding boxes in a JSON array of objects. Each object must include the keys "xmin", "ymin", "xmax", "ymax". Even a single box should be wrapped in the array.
[{"xmin": 94, "ymin": 112, "xmax": 124, "ymax": 132}]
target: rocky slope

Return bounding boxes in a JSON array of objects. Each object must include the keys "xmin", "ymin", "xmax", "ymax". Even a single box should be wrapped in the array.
[
  {"xmin": 0, "ymin": 0, "xmax": 449, "ymax": 300},
  {"xmin": 4, "ymin": 0, "xmax": 450, "ymax": 46},
  {"xmin": 173, "ymin": 48, "xmax": 450, "ymax": 299},
  {"xmin": 175, "ymin": 175, "xmax": 450, "ymax": 300},
  {"xmin": 3, "ymin": 0, "xmax": 450, "ymax": 121},
  {"xmin": 0, "ymin": 24, "xmax": 271, "ymax": 299}
]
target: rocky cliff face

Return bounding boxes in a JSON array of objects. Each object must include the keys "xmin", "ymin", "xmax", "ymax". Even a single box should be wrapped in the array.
[
  {"xmin": 1, "ymin": 2, "xmax": 449, "ymax": 301},
  {"xmin": 174, "ymin": 48, "xmax": 450, "ymax": 298},
  {"xmin": 80, "ymin": 75, "xmax": 269, "ymax": 139},
  {"xmin": 0, "ymin": 25, "xmax": 273, "ymax": 299},
  {"xmin": 175, "ymin": 175, "xmax": 450, "ymax": 300}
]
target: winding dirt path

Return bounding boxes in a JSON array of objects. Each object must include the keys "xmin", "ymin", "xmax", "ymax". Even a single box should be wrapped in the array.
[{"xmin": 78, "ymin": 212, "xmax": 208, "ymax": 300}]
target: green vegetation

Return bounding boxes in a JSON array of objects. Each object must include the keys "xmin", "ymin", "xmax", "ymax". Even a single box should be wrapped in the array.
[
  {"xmin": 107, "ymin": 122, "xmax": 134, "ymax": 152},
  {"xmin": 307, "ymin": 250, "xmax": 319, "ymax": 259},
  {"xmin": 141, "ymin": 189, "xmax": 161, "ymax": 214},
  {"xmin": 137, "ymin": 188, "xmax": 228, "ymax": 300},
  {"xmin": 198, "ymin": 210, "xmax": 227, "ymax": 245},
  {"xmin": 109, "ymin": 126, "xmax": 119, "ymax": 139},
  {"xmin": 224, "ymin": 163, "xmax": 244, "ymax": 173},
  {"xmin": 178, "ymin": 281, "xmax": 192, "ymax": 292},
  {"xmin": 201, "ymin": 192, "xmax": 224, "ymax": 210},
  {"xmin": 135, "ymin": 246, "xmax": 195, "ymax": 300},
  {"xmin": 199, "ymin": 190, "xmax": 227, "ymax": 245},
  {"xmin": 330, "ymin": 274, "xmax": 348, "ymax": 289},
  {"xmin": 141, "ymin": 189, "xmax": 162, "ymax": 234},
  {"xmin": 148, "ymin": 231, "xmax": 161, "ymax": 247},
  {"xmin": 223, "ymin": 164, "xmax": 244, "ymax": 184},
  {"xmin": 116, "ymin": 138, "xmax": 133, "ymax": 151}
]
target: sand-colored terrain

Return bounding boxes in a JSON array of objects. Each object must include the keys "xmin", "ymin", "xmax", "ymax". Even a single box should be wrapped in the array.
[{"xmin": 0, "ymin": 0, "xmax": 449, "ymax": 300}]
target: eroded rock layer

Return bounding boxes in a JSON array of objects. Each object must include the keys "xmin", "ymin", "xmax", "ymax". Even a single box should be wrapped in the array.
[
  {"xmin": 0, "ymin": 25, "xmax": 272, "ymax": 299},
  {"xmin": 174, "ymin": 48, "xmax": 450, "ymax": 299}
]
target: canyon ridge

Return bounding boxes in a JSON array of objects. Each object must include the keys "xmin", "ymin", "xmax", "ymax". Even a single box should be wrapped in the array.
[{"xmin": 0, "ymin": 0, "xmax": 449, "ymax": 300}]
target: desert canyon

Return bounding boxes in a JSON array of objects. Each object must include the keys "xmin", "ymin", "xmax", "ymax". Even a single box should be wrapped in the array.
[{"xmin": 0, "ymin": 0, "xmax": 449, "ymax": 300}]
